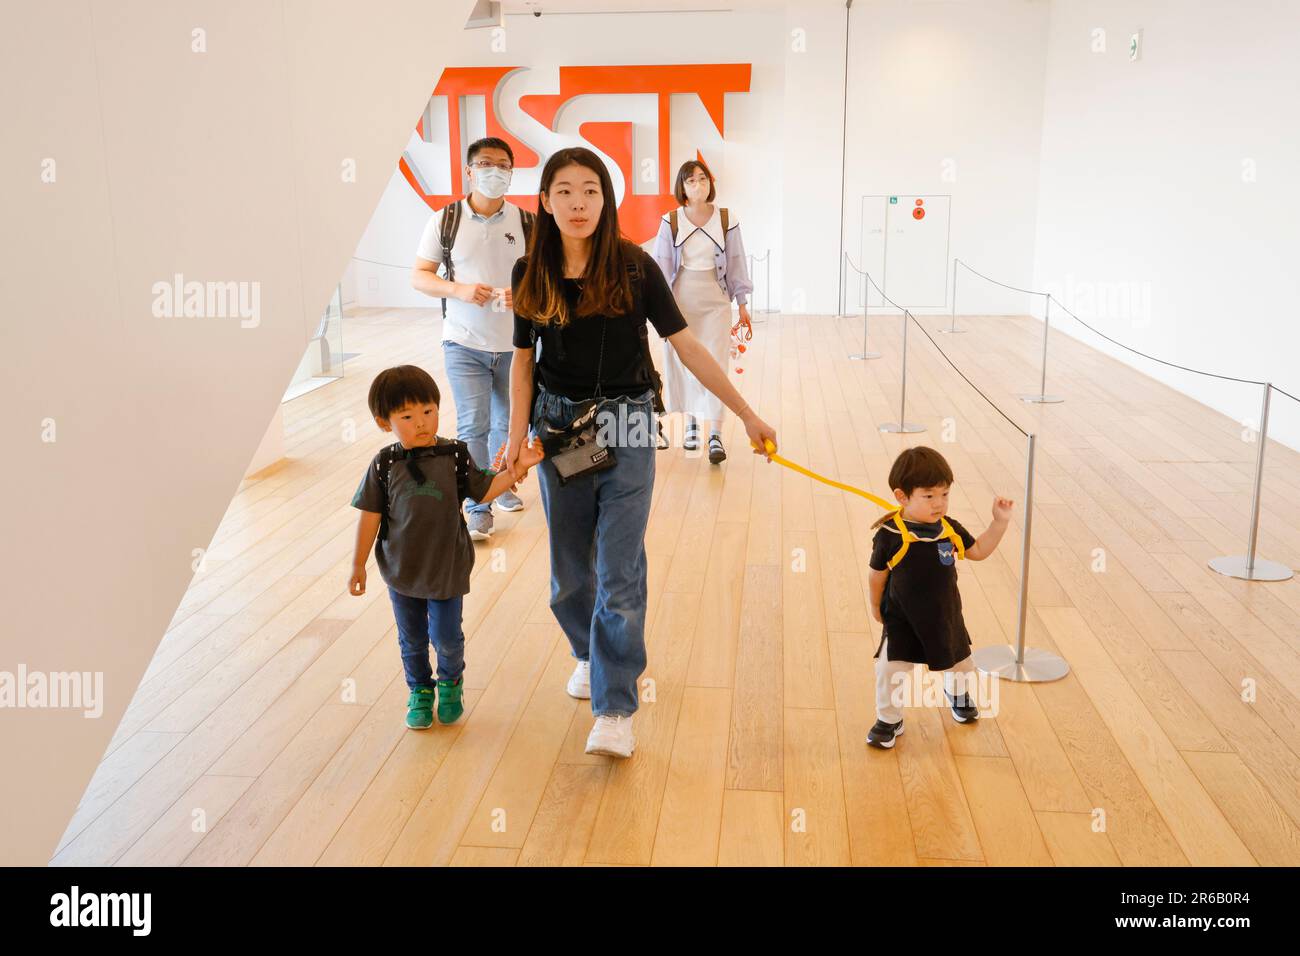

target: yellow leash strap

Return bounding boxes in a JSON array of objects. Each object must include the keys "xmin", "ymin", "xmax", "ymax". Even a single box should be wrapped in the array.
[
  {"xmin": 752, "ymin": 439, "xmax": 897, "ymax": 511},
  {"xmin": 751, "ymin": 439, "xmax": 965, "ymax": 568}
]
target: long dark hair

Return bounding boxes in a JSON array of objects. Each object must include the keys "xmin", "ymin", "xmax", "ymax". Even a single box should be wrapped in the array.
[{"xmin": 513, "ymin": 147, "xmax": 634, "ymax": 327}]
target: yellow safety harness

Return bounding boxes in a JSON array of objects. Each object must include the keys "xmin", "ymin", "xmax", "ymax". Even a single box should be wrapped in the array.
[{"xmin": 750, "ymin": 439, "xmax": 965, "ymax": 569}]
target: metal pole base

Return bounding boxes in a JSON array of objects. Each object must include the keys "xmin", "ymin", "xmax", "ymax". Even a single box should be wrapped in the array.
[
  {"xmin": 879, "ymin": 422, "xmax": 926, "ymax": 433},
  {"xmin": 1208, "ymin": 555, "xmax": 1294, "ymax": 582},
  {"xmin": 937, "ymin": 327, "xmax": 967, "ymax": 334},
  {"xmin": 972, "ymin": 644, "xmax": 1070, "ymax": 683},
  {"xmin": 849, "ymin": 351, "xmax": 882, "ymax": 361},
  {"xmin": 1018, "ymin": 394, "xmax": 1064, "ymax": 404}
]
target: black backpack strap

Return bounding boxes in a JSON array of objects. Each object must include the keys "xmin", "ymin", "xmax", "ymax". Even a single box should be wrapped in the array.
[
  {"xmin": 438, "ymin": 200, "xmax": 463, "ymax": 318},
  {"xmin": 376, "ymin": 442, "xmax": 405, "ymax": 541},
  {"xmin": 520, "ymin": 208, "xmax": 534, "ymax": 254},
  {"xmin": 451, "ymin": 439, "xmax": 474, "ymax": 505},
  {"xmin": 625, "ymin": 257, "xmax": 665, "ymax": 414}
]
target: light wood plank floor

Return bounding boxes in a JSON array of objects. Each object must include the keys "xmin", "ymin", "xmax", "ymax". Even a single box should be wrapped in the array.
[{"xmin": 53, "ymin": 305, "xmax": 1300, "ymax": 867}]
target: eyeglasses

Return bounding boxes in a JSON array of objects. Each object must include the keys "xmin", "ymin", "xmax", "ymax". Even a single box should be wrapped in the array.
[{"xmin": 470, "ymin": 160, "xmax": 513, "ymax": 171}]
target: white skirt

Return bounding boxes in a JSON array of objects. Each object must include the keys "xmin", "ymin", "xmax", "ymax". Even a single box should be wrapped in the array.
[{"xmin": 663, "ymin": 268, "xmax": 733, "ymax": 422}]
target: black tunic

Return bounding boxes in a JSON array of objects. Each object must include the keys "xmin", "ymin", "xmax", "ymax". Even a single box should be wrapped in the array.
[{"xmin": 869, "ymin": 516, "xmax": 978, "ymax": 670}]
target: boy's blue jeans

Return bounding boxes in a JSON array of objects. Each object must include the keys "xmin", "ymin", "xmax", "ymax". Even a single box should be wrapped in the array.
[
  {"xmin": 442, "ymin": 340, "xmax": 512, "ymax": 515},
  {"xmin": 387, "ymin": 587, "xmax": 466, "ymax": 689},
  {"xmin": 533, "ymin": 385, "xmax": 657, "ymax": 718}
]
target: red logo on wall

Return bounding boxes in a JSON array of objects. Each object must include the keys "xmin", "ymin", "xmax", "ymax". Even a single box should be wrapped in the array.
[{"xmin": 399, "ymin": 65, "xmax": 752, "ymax": 244}]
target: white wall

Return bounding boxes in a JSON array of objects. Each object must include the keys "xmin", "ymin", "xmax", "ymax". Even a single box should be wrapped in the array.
[
  {"xmin": 1033, "ymin": 0, "xmax": 1300, "ymax": 450},
  {"xmin": 0, "ymin": 0, "xmax": 476, "ymax": 866},
  {"xmin": 352, "ymin": 0, "xmax": 1051, "ymax": 317},
  {"xmin": 843, "ymin": 0, "xmax": 1051, "ymax": 316},
  {"xmin": 352, "ymin": 5, "xmax": 788, "ymax": 311}
]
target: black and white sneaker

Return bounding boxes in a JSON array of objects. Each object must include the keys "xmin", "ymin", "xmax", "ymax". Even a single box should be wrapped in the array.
[
  {"xmin": 708, "ymin": 434, "xmax": 726, "ymax": 464},
  {"xmin": 946, "ymin": 691, "xmax": 980, "ymax": 723},
  {"xmin": 656, "ymin": 421, "xmax": 670, "ymax": 450},
  {"xmin": 867, "ymin": 718, "xmax": 904, "ymax": 749},
  {"xmin": 683, "ymin": 424, "xmax": 700, "ymax": 452}
]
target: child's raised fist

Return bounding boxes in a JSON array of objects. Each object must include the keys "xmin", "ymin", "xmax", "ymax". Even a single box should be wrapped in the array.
[{"xmin": 991, "ymin": 495, "xmax": 1015, "ymax": 523}]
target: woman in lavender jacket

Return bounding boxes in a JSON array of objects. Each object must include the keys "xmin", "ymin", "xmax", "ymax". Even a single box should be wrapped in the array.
[{"xmin": 652, "ymin": 159, "xmax": 753, "ymax": 464}]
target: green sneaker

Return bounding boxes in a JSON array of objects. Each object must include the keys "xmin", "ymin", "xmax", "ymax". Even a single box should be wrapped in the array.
[
  {"xmin": 406, "ymin": 687, "xmax": 435, "ymax": 729},
  {"xmin": 436, "ymin": 677, "xmax": 464, "ymax": 724}
]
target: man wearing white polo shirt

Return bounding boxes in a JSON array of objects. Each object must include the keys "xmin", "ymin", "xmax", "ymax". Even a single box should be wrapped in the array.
[{"xmin": 412, "ymin": 137, "xmax": 534, "ymax": 540}]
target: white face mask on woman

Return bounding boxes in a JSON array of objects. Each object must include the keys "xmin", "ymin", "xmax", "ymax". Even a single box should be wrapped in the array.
[
  {"xmin": 684, "ymin": 177, "xmax": 711, "ymax": 202},
  {"xmin": 473, "ymin": 166, "xmax": 512, "ymax": 199}
]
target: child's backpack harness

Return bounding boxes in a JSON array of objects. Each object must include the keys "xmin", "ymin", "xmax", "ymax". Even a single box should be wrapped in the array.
[
  {"xmin": 878, "ymin": 513, "xmax": 967, "ymax": 570},
  {"xmin": 372, "ymin": 440, "xmax": 480, "ymax": 541}
]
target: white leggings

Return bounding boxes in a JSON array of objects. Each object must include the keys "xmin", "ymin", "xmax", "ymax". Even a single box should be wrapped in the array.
[{"xmin": 874, "ymin": 635, "xmax": 976, "ymax": 723}]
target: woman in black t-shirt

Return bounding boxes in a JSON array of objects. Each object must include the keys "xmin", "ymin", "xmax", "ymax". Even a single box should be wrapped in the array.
[{"xmin": 504, "ymin": 147, "xmax": 777, "ymax": 758}]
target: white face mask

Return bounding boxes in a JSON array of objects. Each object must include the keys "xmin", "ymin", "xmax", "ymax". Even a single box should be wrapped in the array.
[
  {"xmin": 473, "ymin": 166, "xmax": 511, "ymax": 199},
  {"xmin": 684, "ymin": 178, "xmax": 710, "ymax": 201}
]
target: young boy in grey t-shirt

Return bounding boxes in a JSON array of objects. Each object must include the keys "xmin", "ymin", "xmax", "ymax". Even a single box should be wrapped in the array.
[{"xmin": 348, "ymin": 365, "xmax": 543, "ymax": 728}]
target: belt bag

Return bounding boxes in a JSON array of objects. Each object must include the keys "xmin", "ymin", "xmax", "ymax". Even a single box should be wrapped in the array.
[
  {"xmin": 537, "ymin": 303, "xmax": 624, "ymax": 486},
  {"xmin": 540, "ymin": 398, "xmax": 616, "ymax": 485}
]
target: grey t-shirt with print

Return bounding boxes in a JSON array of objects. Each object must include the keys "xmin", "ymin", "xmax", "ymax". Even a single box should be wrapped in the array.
[{"xmin": 351, "ymin": 438, "xmax": 495, "ymax": 601}]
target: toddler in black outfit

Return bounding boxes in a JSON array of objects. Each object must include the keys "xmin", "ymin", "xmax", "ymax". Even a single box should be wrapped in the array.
[{"xmin": 866, "ymin": 446, "xmax": 1014, "ymax": 749}]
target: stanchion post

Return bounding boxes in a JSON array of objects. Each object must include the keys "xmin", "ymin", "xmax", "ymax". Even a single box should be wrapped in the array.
[
  {"xmin": 879, "ymin": 311, "xmax": 925, "ymax": 433},
  {"xmin": 972, "ymin": 432, "xmax": 1070, "ymax": 681},
  {"xmin": 1018, "ymin": 293, "xmax": 1064, "ymax": 404},
  {"xmin": 849, "ymin": 267, "xmax": 880, "ymax": 361},
  {"xmin": 940, "ymin": 257, "xmax": 965, "ymax": 334},
  {"xmin": 758, "ymin": 249, "xmax": 778, "ymax": 315},
  {"xmin": 1209, "ymin": 383, "xmax": 1294, "ymax": 581}
]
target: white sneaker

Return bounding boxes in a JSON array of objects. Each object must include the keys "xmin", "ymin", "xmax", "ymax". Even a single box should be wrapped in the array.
[
  {"xmin": 585, "ymin": 714, "xmax": 635, "ymax": 758},
  {"xmin": 565, "ymin": 660, "xmax": 591, "ymax": 699}
]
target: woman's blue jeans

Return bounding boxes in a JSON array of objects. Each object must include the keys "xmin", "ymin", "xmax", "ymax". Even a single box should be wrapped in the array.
[{"xmin": 532, "ymin": 385, "xmax": 657, "ymax": 717}]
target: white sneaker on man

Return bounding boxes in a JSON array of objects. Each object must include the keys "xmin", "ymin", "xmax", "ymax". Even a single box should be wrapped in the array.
[
  {"xmin": 585, "ymin": 714, "xmax": 635, "ymax": 758},
  {"xmin": 565, "ymin": 660, "xmax": 591, "ymax": 699}
]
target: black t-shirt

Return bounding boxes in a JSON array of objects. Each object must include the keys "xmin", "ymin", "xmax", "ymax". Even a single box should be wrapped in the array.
[
  {"xmin": 511, "ymin": 245, "xmax": 688, "ymax": 400},
  {"xmin": 869, "ymin": 516, "xmax": 978, "ymax": 670}
]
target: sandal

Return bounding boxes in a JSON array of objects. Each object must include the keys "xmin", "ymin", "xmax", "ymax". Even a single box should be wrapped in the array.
[{"xmin": 708, "ymin": 434, "xmax": 726, "ymax": 464}]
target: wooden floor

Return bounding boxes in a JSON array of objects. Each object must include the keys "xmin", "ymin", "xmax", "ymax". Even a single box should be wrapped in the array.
[{"xmin": 53, "ymin": 305, "xmax": 1300, "ymax": 867}]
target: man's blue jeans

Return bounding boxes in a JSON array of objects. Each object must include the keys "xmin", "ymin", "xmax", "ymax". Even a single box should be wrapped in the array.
[
  {"xmin": 442, "ymin": 340, "xmax": 512, "ymax": 515},
  {"xmin": 388, "ymin": 587, "xmax": 466, "ymax": 688},
  {"xmin": 533, "ymin": 385, "xmax": 657, "ymax": 718}
]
